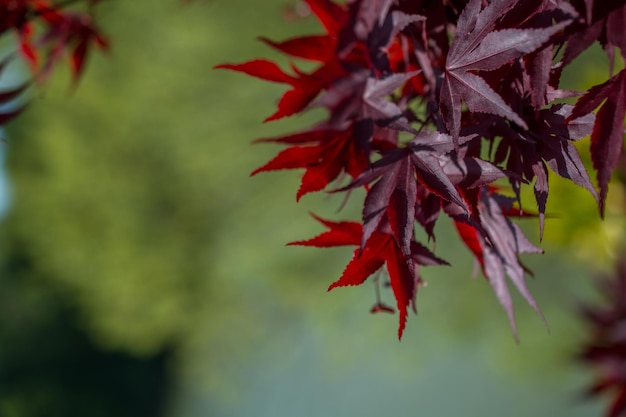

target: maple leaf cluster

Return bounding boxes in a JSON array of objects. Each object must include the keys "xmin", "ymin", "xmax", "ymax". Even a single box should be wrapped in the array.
[
  {"xmin": 218, "ymin": 0, "xmax": 626, "ymax": 340},
  {"xmin": 0, "ymin": 0, "xmax": 108, "ymax": 127},
  {"xmin": 8, "ymin": 0, "xmax": 108, "ymax": 80}
]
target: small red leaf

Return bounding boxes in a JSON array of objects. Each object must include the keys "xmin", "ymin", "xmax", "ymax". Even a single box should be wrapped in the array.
[
  {"xmin": 263, "ymin": 86, "xmax": 320, "ymax": 122},
  {"xmin": 304, "ymin": 0, "xmax": 346, "ymax": 35},
  {"xmin": 250, "ymin": 146, "xmax": 321, "ymax": 176},
  {"xmin": 329, "ymin": 242, "xmax": 387, "ymax": 290},
  {"xmin": 215, "ymin": 60, "xmax": 297, "ymax": 85},
  {"xmin": 288, "ymin": 214, "xmax": 362, "ymax": 247},
  {"xmin": 259, "ymin": 35, "xmax": 335, "ymax": 62},
  {"xmin": 384, "ymin": 240, "xmax": 414, "ymax": 339}
]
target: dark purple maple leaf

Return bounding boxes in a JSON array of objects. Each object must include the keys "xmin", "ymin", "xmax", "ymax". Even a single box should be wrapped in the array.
[
  {"xmin": 316, "ymin": 71, "xmax": 421, "ymax": 134},
  {"xmin": 493, "ymin": 103, "xmax": 598, "ymax": 237},
  {"xmin": 564, "ymin": 1, "xmax": 626, "ymax": 69},
  {"xmin": 568, "ymin": 69, "xmax": 626, "ymax": 216},
  {"xmin": 440, "ymin": 0, "xmax": 572, "ymax": 143},
  {"xmin": 451, "ymin": 188, "xmax": 545, "ymax": 340},
  {"xmin": 361, "ymin": 71, "xmax": 420, "ymax": 132},
  {"xmin": 339, "ymin": 131, "xmax": 479, "ymax": 257}
]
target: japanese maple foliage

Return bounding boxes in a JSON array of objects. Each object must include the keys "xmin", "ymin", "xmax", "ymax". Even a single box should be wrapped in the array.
[
  {"xmin": 9, "ymin": 0, "xmax": 109, "ymax": 79},
  {"xmin": 218, "ymin": 0, "xmax": 626, "ymax": 340},
  {"xmin": 0, "ymin": 0, "xmax": 109, "ymax": 129}
]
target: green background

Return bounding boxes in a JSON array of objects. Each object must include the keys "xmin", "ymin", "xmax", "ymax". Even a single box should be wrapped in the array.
[{"xmin": 0, "ymin": 1, "xmax": 619, "ymax": 416}]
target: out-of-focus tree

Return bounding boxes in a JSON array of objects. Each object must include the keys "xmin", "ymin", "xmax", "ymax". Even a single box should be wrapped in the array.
[{"xmin": 0, "ymin": 1, "xmax": 333, "ymax": 415}]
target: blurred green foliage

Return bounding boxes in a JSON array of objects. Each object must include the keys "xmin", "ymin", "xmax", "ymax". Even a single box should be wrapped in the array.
[
  {"xmin": 2, "ymin": 0, "xmax": 324, "ymax": 355},
  {"xmin": 0, "ymin": 0, "xmax": 350, "ymax": 414},
  {"xmin": 0, "ymin": 1, "xmax": 618, "ymax": 416}
]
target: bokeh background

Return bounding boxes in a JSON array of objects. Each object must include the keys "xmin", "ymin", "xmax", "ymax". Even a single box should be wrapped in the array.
[{"xmin": 0, "ymin": 1, "xmax": 623, "ymax": 416}]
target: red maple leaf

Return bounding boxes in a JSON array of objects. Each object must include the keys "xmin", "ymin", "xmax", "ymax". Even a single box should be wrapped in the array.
[
  {"xmin": 215, "ymin": 58, "xmax": 348, "ymax": 123},
  {"xmin": 215, "ymin": 0, "xmax": 361, "ymax": 122},
  {"xmin": 250, "ymin": 124, "xmax": 370, "ymax": 200},
  {"xmin": 289, "ymin": 214, "xmax": 446, "ymax": 339},
  {"xmin": 30, "ymin": 7, "xmax": 109, "ymax": 82},
  {"xmin": 216, "ymin": 0, "xmax": 426, "ymax": 123},
  {"xmin": 257, "ymin": 0, "xmax": 346, "ymax": 63}
]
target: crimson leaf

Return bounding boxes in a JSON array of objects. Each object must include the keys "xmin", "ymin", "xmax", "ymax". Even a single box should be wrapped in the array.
[
  {"xmin": 289, "ymin": 214, "xmax": 447, "ymax": 339},
  {"xmin": 251, "ymin": 126, "xmax": 369, "ymax": 200}
]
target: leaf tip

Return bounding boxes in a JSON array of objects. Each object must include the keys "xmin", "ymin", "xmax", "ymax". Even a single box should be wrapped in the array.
[
  {"xmin": 397, "ymin": 324, "xmax": 405, "ymax": 341},
  {"xmin": 296, "ymin": 185, "xmax": 309, "ymax": 201},
  {"xmin": 397, "ymin": 309, "xmax": 407, "ymax": 340},
  {"xmin": 263, "ymin": 112, "xmax": 284, "ymax": 123}
]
